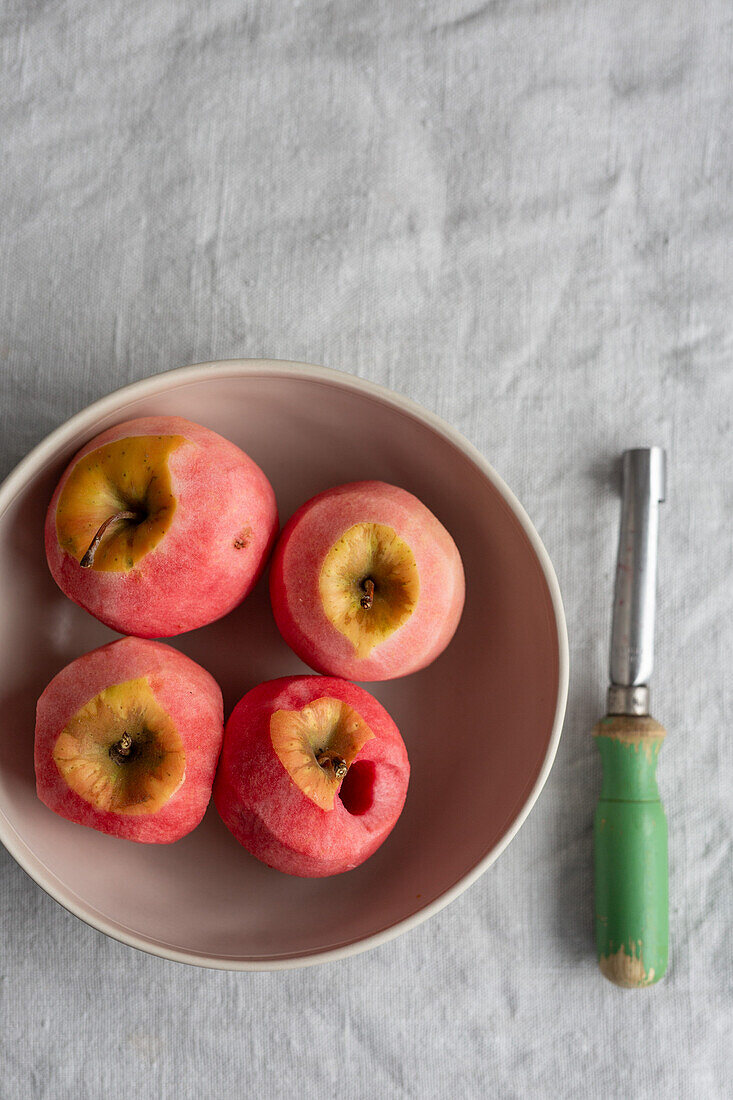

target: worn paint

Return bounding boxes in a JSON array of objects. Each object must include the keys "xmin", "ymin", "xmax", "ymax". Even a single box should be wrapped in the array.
[{"xmin": 599, "ymin": 945, "xmax": 656, "ymax": 988}]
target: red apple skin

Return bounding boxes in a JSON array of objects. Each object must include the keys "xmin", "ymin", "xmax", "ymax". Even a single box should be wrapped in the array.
[
  {"xmin": 45, "ymin": 416, "xmax": 279, "ymax": 637},
  {"xmin": 213, "ymin": 676, "xmax": 410, "ymax": 877},
  {"xmin": 269, "ymin": 481, "xmax": 465, "ymax": 680},
  {"xmin": 35, "ymin": 637, "xmax": 224, "ymax": 843}
]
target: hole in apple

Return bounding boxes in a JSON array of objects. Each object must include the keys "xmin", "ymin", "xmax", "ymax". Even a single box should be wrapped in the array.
[{"xmin": 338, "ymin": 759, "xmax": 376, "ymax": 816}]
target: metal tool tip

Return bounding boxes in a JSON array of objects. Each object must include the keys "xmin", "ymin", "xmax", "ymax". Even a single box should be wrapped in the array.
[{"xmin": 622, "ymin": 447, "xmax": 666, "ymax": 504}]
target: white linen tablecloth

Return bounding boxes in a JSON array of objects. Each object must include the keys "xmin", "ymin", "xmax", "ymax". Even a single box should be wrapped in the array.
[{"xmin": 1, "ymin": 2, "xmax": 731, "ymax": 1096}]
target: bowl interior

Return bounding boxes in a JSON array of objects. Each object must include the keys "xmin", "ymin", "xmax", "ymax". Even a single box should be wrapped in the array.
[{"xmin": 0, "ymin": 366, "xmax": 562, "ymax": 965}]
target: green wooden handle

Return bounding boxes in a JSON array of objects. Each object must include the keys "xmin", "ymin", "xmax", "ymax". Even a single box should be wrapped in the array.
[{"xmin": 593, "ymin": 715, "xmax": 668, "ymax": 987}]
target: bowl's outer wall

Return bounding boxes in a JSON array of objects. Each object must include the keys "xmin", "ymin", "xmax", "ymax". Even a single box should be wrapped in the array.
[{"xmin": 0, "ymin": 362, "xmax": 567, "ymax": 968}]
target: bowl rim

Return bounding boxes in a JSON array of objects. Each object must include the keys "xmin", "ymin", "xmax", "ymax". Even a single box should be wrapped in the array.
[{"xmin": 0, "ymin": 358, "xmax": 569, "ymax": 970}]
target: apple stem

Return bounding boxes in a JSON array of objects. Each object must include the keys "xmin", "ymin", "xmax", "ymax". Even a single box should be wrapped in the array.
[
  {"xmin": 317, "ymin": 752, "xmax": 348, "ymax": 780},
  {"xmin": 80, "ymin": 510, "xmax": 138, "ymax": 568},
  {"xmin": 109, "ymin": 730, "xmax": 134, "ymax": 765},
  {"xmin": 332, "ymin": 757, "xmax": 348, "ymax": 780},
  {"xmin": 360, "ymin": 578, "xmax": 375, "ymax": 610}
]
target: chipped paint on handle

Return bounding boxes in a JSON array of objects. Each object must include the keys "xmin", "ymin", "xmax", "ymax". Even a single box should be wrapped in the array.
[{"xmin": 593, "ymin": 715, "xmax": 668, "ymax": 988}]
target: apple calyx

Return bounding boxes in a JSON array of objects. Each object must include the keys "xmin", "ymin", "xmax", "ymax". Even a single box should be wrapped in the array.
[
  {"xmin": 80, "ymin": 510, "xmax": 139, "ymax": 568},
  {"xmin": 270, "ymin": 696, "xmax": 375, "ymax": 811}
]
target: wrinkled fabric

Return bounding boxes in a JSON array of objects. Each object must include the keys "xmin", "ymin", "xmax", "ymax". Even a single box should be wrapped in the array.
[{"xmin": 1, "ymin": 2, "xmax": 731, "ymax": 1098}]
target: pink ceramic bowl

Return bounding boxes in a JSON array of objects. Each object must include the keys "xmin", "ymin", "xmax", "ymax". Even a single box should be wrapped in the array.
[{"xmin": 0, "ymin": 360, "xmax": 568, "ymax": 969}]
